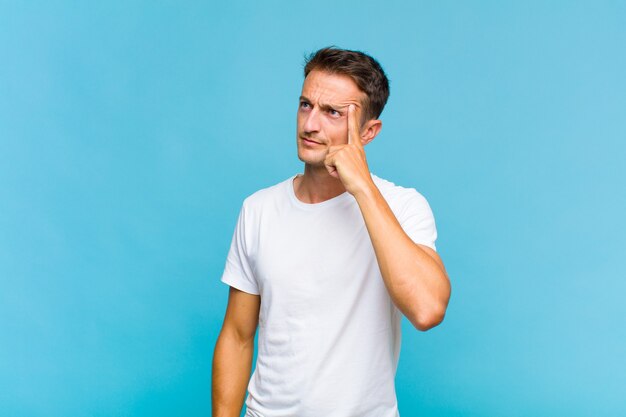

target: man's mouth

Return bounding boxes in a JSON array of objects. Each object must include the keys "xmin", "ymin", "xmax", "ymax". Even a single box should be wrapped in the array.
[{"xmin": 301, "ymin": 136, "xmax": 323, "ymax": 145}]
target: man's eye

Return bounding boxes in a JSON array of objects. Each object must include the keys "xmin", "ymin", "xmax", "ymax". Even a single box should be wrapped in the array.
[
  {"xmin": 300, "ymin": 101, "xmax": 310, "ymax": 109},
  {"xmin": 329, "ymin": 109, "xmax": 341, "ymax": 117}
]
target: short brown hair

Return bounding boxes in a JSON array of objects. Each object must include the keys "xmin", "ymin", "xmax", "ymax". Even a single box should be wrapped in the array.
[{"xmin": 303, "ymin": 46, "xmax": 390, "ymax": 121}]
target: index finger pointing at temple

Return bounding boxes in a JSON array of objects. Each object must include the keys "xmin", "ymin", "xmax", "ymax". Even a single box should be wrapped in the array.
[{"xmin": 347, "ymin": 104, "xmax": 363, "ymax": 147}]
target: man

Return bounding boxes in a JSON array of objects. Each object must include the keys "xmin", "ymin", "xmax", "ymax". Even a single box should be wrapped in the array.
[{"xmin": 212, "ymin": 47, "xmax": 451, "ymax": 417}]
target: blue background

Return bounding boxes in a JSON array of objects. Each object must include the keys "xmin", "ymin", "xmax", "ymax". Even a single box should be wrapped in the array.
[{"xmin": 1, "ymin": 1, "xmax": 625, "ymax": 416}]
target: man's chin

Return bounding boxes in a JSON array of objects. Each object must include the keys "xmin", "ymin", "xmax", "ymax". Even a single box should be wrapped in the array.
[
  {"xmin": 297, "ymin": 156, "xmax": 326, "ymax": 169},
  {"xmin": 297, "ymin": 149, "xmax": 325, "ymax": 165}
]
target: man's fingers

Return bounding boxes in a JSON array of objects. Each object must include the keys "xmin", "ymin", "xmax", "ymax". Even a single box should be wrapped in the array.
[
  {"xmin": 324, "ymin": 151, "xmax": 339, "ymax": 178},
  {"xmin": 325, "ymin": 147, "xmax": 340, "ymax": 166},
  {"xmin": 327, "ymin": 145, "xmax": 342, "ymax": 155},
  {"xmin": 347, "ymin": 104, "xmax": 363, "ymax": 147}
]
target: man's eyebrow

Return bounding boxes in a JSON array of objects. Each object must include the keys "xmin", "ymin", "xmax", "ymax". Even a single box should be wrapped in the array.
[
  {"xmin": 320, "ymin": 103, "xmax": 347, "ymax": 113},
  {"xmin": 299, "ymin": 96, "xmax": 346, "ymax": 112}
]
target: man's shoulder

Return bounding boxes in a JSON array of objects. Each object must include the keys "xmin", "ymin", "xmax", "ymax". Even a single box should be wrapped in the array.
[
  {"xmin": 241, "ymin": 176, "xmax": 294, "ymax": 211},
  {"xmin": 373, "ymin": 174, "xmax": 437, "ymax": 249},
  {"xmin": 372, "ymin": 174, "xmax": 430, "ymax": 206}
]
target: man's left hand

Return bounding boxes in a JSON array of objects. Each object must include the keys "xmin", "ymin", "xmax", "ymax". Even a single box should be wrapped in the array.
[{"xmin": 324, "ymin": 105, "xmax": 375, "ymax": 196}]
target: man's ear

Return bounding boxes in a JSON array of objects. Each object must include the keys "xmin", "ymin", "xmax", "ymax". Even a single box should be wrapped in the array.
[{"xmin": 360, "ymin": 119, "xmax": 382, "ymax": 146}]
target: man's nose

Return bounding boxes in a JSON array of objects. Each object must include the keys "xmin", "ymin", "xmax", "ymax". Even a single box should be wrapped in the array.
[{"xmin": 303, "ymin": 108, "xmax": 321, "ymax": 133}]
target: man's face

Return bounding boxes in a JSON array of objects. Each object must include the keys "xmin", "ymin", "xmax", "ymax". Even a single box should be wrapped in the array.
[{"xmin": 296, "ymin": 70, "xmax": 367, "ymax": 167}]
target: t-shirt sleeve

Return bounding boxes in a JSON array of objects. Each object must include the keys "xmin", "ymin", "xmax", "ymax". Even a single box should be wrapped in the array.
[
  {"xmin": 399, "ymin": 190, "xmax": 438, "ymax": 251},
  {"xmin": 220, "ymin": 202, "xmax": 260, "ymax": 295}
]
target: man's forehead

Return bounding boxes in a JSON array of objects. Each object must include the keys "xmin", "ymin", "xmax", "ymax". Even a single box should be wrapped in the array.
[
  {"xmin": 300, "ymin": 94, "xmax": 359, "ymax": 109},
  {"xmin": 301, "ymin": 71, "xmax": 366, "ymax": 106}
]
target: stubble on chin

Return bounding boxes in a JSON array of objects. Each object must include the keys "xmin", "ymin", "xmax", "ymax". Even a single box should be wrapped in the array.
[{"xmin": 296, "ymin": 144, "xmax": 327, "ymax": 167}]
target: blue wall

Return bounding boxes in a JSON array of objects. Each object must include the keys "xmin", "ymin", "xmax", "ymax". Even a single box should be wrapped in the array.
[{"xmin": 1, "ymin": 1, "xmax": 625, "ymax": 416}]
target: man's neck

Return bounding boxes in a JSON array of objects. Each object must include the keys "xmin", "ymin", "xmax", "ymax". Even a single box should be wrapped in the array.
[{"xmin": 293, "ymin": 164, "xmax": 347, "ymax": 204}]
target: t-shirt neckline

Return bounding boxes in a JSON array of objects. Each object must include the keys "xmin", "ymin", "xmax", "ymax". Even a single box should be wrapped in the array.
[{"xmin": 287, "ymin": 174, "xmax": 354, "ymax": 210}]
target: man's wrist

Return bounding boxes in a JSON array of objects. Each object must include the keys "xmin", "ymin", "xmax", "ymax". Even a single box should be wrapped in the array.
[{"xmin": 352, "ymin": 177, "xmax": 379, "ymax": 204}]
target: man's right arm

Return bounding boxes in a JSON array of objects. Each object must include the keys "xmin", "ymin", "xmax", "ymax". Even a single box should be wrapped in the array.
[{"xmin": 212, "ymin": 286, "xmax": 261, "ymax": 417}]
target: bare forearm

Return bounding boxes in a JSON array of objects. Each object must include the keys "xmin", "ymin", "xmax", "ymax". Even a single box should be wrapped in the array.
[
  {"xmin": 212, "ymin": 331, "xmax": 254, "ymax": 417},
  {"xmin": 354, "ymin": 182, "xmax": 450, "ymax": 330}
]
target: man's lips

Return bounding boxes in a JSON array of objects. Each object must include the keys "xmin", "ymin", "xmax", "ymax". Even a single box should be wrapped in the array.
[{"xmin": 301, "ymin": 136, "xmax": 324, "ymax": 145}]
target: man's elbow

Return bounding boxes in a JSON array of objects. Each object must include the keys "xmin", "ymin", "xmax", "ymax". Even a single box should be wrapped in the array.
[{"xmin": 410, "ymin": 308, "xmax": 446, "ymax": 331}]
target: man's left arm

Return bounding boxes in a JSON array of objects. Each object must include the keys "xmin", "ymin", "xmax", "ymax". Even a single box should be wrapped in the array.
[
  {"xmin": 325, "ymin": 105, "xmax": 451, "ymax": 331},
  {"xmin": 354, "ymin": 184, "xmax": 450, "ymax": 331}
]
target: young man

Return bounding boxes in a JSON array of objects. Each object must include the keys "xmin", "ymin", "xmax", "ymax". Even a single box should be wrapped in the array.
[{"xmin": 213, "ymin": 47, "xmax": 451, "ymax": 417}]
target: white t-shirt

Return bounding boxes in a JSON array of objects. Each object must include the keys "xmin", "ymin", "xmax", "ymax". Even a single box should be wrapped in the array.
[{"xmin": 221, "ymin": 174, "xmax": 437, "ymax": 417}]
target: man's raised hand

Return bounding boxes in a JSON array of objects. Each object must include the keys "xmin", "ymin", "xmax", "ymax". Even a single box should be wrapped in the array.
[
  {"xmin": 324, "ymin": 105, "xmax": 374, "ymax": 196},
  {"xmin": 347, "ymin": 103, "xmax": 364, "ymax": 148}
]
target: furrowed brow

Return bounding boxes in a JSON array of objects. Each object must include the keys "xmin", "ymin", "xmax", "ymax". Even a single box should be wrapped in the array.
[
  {"xmin": 319, "ymin": 102, "xmax": 347, "ymax": 113},
  {"xmin": 298, "ymin": 95, "xmax": 346, "ymax": 114}
]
